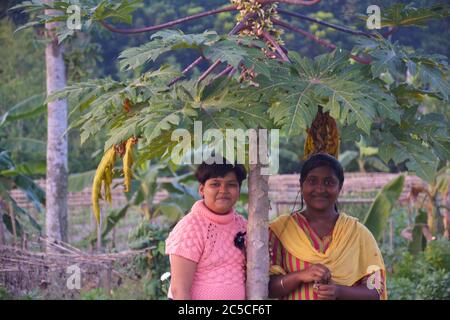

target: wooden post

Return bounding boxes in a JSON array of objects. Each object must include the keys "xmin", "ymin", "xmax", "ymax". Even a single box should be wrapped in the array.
[{"xmin": 8, "ymin": 202, "xmax": 17, "ymax": 247}]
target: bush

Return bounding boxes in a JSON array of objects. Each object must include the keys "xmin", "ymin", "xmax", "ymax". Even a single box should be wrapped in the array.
[
  {"xmin": 387, "ymin": 277, "xmax": 416, "ymax": 300},
  {"xmin": 127, "ymin": 221, "xmax": 171, "ymax": 299},
  {"xmin": 81, "ymin": 288, "xmax": 110, "ymax": 300},
  {"xmin": 0, "ymin": 286, "xmax": 12, "ymax": 300},
  {"xmin": 388, "ymin": 241, "xmax": 450, "ymax": 300},
  {"xmin": 416, "ymin": 269, "xmax": 450, "ymax": 300},
  {"xmin": 424, "ymin": 238, "xmax": 450, "ymax": 272}
]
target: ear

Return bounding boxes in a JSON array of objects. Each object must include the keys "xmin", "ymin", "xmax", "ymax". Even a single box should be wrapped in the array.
[{"xmin": 199, "ymin": 184, "xmax": 205, "ymax": 198}]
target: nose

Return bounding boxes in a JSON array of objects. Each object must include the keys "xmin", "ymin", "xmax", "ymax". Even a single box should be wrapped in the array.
[
  {"xmin": 316, "ymin": 182, "xmax": 326, "ymax": 192},
  {"xmin": 219, "ymin": 183, "xmax": 229, "ymax": 193}
]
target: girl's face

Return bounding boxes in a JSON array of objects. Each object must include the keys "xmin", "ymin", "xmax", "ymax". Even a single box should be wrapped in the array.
[
  {"xmin": 199, "ymin": 171, "xmax": 240, "ymax": 214},
  {"xmin": 301, "ymin": 166, "xmax": 341, "ymax": 212}
]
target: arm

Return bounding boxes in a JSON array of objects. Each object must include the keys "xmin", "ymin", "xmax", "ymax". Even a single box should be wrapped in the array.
[
  {"xmin": 169, "ymin": 254, "xmax": 197, "ymax": 300},
  {"xmin": 269, "ymin": 273, "xmax": 302, "ymax": 299},
  {"xmin": 269, "ymin": 264, "xmax": 331, "ymax": 299},
  {"xmin": 336, "ymin": 283, "xmax": 380, "ymax": 300},
  {"xmin": 317, "ymin": 275, "xmax": 382, "ymax": 300}
]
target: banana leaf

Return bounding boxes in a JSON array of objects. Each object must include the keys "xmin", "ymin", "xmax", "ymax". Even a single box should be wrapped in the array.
[{"xmin": 363, "ymin": 175, "xmax": 405, "ymax": 241}]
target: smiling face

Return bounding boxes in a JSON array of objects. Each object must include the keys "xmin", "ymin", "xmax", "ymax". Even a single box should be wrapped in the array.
[
  {"xmin": 301, "ymin": 166, "xmax": 341, "ymax": 212},
  {"xmin": 199, "ymin": 171, "xmax": 240, "ymax": 214}
]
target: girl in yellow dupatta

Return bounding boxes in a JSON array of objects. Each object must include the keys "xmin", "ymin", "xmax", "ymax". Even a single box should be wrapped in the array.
[{"xmin": 268, "ymin": 153, "xmax": 387, "ymax": 300}]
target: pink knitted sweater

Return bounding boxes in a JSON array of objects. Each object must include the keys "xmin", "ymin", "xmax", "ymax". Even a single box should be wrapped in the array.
[{"xmin": 165, "ymin": 200, "xmax": 247, "ymax": 300}]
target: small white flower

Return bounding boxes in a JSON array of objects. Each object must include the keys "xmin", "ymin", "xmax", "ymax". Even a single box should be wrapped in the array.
[{"xmin": 160, "ymin": 272, "xmax": 171, "ymax": 281}]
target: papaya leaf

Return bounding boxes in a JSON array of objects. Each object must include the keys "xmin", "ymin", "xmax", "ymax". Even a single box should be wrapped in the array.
[
  {"xmin": 119, "ymin": 30, "xmax": 220, "ymax": 71},
  {"xmin": 380, "ymin": 3, "xmax": 449, "ymax": 28}
]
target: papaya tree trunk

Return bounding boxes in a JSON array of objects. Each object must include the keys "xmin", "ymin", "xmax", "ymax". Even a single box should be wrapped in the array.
[
  {"xmin": 246, "ymin": 162, "xmax": 270, "ymax": 299},
  {"xmin": 44, "ymin": 1, "xmax": 68, "ymax": 249}
]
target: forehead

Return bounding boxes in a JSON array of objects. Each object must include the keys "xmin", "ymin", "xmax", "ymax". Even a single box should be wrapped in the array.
[
  {"xmin": 207, "ymin": 171, "xmax": 238, "ymax": 182},
  {"xmin": 305, "ymin": 166, "xmax": 338, "ymax": 178}
]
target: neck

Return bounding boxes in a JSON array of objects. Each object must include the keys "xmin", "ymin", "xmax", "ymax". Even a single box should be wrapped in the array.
[{"xmin": 302, "ymin": 207, "xmax": 338, "ymax": 222}]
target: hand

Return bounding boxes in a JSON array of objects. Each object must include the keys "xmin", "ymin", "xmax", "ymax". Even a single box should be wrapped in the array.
[
  {"xmin": 297, "ymin": 264, "xmax": 331, "ymax": 284},
  {"xmin": 316, "ymin": 283, "xmax": 340, "ymax": 300}
]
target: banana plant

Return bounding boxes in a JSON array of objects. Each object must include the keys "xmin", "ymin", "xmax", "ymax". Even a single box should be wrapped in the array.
[
  {"xmin": 402, "ymin": 166, "xmax": 450, "ymax": 252},
  {"xmin": 363, "ymin": 174, "xmax": 405, "ymax": 242},
  {"xmin": 0, "ymin": 148, "xmax": 45, "ymax": 243}
]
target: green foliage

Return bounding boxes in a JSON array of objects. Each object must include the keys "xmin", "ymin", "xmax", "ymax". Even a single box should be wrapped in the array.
[
  {"xmin": 424, "ymin": 238, "xmax": 450, "ymax": 272},
  {"xmin": 9, "ymin": 0, "xmax": 450, "ymax": 179},
  {"xmin": 119, "ymin": 30, "xmax": 220, "ymax": 71},
  {"xmin": 0, "ymin": 94, "xmax": 46, "ymax": 127},
  {"xmin": 46, "ymin": 26, "xmax": 448, "ymax": 181},
  {"xmin": 354, "ymin": 36, "xmax": 449, "ymax": 182},
  {"xmin": 127, "ymin": 222, "xmax": 171, "ymax": 299},
  {"xmin": 81, "ymin": 288, "xmax": 110, "ymax": 300},
  {"xmin": 387, "ymin": 277, "xmax": 416, "ymax": 300},
  {"xmin": 0, "ymin": 148, "xmax": 45, "ymax": 236},
  {"xmin": 408, "ymin": 209, "xmax": 428, "ymax": 255},
  {"xmin": 415, "ymin": 269, "xmax": 450, "ymax": 300},
  {"xmin": 389, "ymin": 249, "xmax": 450, "ymax": 300},
  {"xmin": 380, "ymin": 3, "xmax": 449, "ymax": 28},
  {"xmin": 0, "ymin": 286, "xmax": 12, "ymax": 300},
  {"xmin": 11, "ymin": 0, "xmax": 143, "ymax": 43},
  {"xmin": 253, "ymin": 50, "xmax": 400, "ymax": 136},
  {"xmin": 363, "ymin": 175, "xmax": 405, "ymax": 241}
]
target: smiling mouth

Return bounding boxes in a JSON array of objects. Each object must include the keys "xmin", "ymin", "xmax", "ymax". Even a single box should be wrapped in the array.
[{"xmin": 312, "ymin": 196, "xmax": 329, "ymax": 200}]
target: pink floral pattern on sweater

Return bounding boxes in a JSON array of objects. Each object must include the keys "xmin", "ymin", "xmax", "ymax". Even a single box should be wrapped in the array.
[{"xmin": 166, "ymin": 200, "xmax": 247, "ymax": 300}]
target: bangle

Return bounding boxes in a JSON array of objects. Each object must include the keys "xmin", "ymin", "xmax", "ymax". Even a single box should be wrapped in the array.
[{"xmin": 280, "ymin": 277, "xmax": 286, "ymax": 290}]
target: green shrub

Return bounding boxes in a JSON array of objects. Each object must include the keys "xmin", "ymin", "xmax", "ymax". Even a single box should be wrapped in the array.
[
  {"xmin": 416, "ymin": 269, "xmax": 450, "ymax": 300},
  {"xmin": 81, "ymin": 288, "xmax": 110, "ymax": 300},
  {"xmin": 387, "ymin": 277, "xmax": 416, "ymax": 300},
  {"xmin": 127, "ymin": 221, "xmax": 171, "ymax": 299},
  {"xmin": 389, "ymin": 242, "xmax": 450, "ymax": 300},
  {"xmin": 424, "ymin": 238, "xmax": 450, "ymax": 272},
  {"xmin": 0, "ymin": 286, "xmax": 12, "ymax": 300}
]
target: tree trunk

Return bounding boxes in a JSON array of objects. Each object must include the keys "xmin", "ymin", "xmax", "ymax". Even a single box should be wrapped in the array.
[
  {"xmin": 44, "ymin": 2, "xmax": 68, "ymax": 250},
  {"xmin": 246, "ymin": 161, "xmax": 270, "ymax": 299}
]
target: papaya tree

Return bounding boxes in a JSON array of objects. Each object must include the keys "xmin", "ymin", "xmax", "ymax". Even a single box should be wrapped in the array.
[
  {"xmin": 43, "ymin": 0, "xmax": 70, "ymax": 249},
  {"xmin": 11, "ymin": 0, "xmax": 449, "ymax": 299}
]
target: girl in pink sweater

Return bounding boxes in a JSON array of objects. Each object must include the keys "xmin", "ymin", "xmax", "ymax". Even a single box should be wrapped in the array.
[{"xmin": 165, "ymin": 159, "xmax": 247, "ymax": 300}]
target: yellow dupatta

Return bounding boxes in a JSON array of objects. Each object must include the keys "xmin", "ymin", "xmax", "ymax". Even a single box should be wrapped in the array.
[{"xmin": 269, "ymin": 213, "xmax": 387, "ymax": 300}]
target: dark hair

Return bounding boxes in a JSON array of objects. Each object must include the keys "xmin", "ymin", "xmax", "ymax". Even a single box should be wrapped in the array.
[
  {"xmin": 300, "ymin": 153, "xmax": 344, "ymax": 189},
  {"xmin": 195, "ymin": 158, "xmax": 247, "ymax": 187}
]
